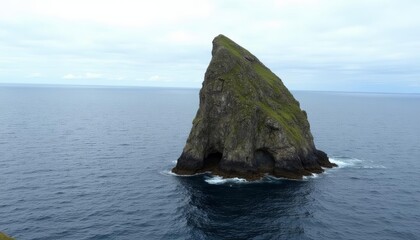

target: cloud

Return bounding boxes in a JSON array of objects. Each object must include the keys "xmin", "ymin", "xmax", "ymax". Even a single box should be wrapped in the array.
[
  {"xmin": 85, "ymin": 72, "xmax": 103, "ymax": 79},
  {"xmin": 0, "ymin": 0, "xmax": 419, "ymax": 92},
  {"xmin": 63, "ymin": 72, "xmax": 103, "ymax": 79},
  {"xmin": 0, "ymin": 0, "xmax": 214, "ymax": 28},
  {"xmin": 149, "ymin": 75, "xmax": 161, "ymax": 81},
  {"xmin": 62, "ymin": 74, "xmax": 77, "ymax": 79},
  {"xmin": 29, "ymin": 72, "xmax": 42, "ymax": 78}
]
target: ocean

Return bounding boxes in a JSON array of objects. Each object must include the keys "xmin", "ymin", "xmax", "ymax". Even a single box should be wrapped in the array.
[{"xmin": 0, "ymin": 85, "xmax": 419, "ymax": 240}]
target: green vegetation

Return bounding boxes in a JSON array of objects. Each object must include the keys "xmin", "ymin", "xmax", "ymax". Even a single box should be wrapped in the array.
[
  {"xmin": 192, "ymin": 115, "xmax": 202, "ymax": 125},
  {"xmin": 253, "ymin": 64, "xmax": 279, "ymax": 88},
  {"xmin": 253, "ymin": 64, "xmax": 292, "ymax": 98},
  {"xmin": 214, "ymin": 35, "xmax": 307, "ymax": 146},
  {"xmin": 0, "ymin": 232, "xmax": 15, "ymax": 240},
  {"xmin": 214, "ymin": 34, "xmax": 244, "ymax": 58},
  {"xmin": 256, "ymin": 102, "xmax": 305, "ymax": 145}
]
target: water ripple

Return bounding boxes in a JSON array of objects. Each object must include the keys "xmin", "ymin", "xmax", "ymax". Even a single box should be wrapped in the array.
[{"xmin": 0, "ymin": 87, "xmax": 419, "ymax": 240}]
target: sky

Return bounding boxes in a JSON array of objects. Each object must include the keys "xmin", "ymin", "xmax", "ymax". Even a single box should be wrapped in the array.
[{"xmin": 0, "ymin": 0, "xmax": 420, "ymax": 93}]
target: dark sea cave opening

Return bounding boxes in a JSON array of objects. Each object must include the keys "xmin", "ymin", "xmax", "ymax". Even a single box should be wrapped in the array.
[
  {"xmin": 203, "ymin": 152, "xmax": 223, "ymax": 170},
  {"xmin": 254, "ymin": 149, "xmax": 275, "ymax": 173}
]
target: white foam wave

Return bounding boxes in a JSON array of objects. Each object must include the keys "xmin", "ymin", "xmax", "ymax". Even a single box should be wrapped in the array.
[
  {"xmin": 302, "ymin": 173, "xmax": 320, "ymax": 180},
  {"xmin": 163, "ymin": 156, "xmax": 385, "ymax": 183},
  {"xmin": 205, "ymin": 176, "xmax": 248, "ymax": 185},
  {"xmin": 203, "ymin": 172, "xmax": 323, "ymax": 184},
  {"xmin": 362, "ymin": 165, "xmax": 386, "ymax": 169},
  {"xmin": 262, "ymin": 175, "xmax": 303, "ymax": 182},
  {"xmin": 329, "ymin": 157, "xmax": 362, "ymax": 168},
  {"xmin": 329, "ymin": 157, "xmax": 385, "ymax": 169},
  {"xmin": 160, "ymin": 170, "xmax": 207, "ymax": 177},
  {"xmin": 160, "ymin": 170, "xmax": 178, "ymax": 176}
]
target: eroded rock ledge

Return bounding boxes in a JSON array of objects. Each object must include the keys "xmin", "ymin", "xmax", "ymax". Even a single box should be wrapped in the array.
[{"xmin": 173, "ymin": 34, "xmax": 336, "ymax": 180}]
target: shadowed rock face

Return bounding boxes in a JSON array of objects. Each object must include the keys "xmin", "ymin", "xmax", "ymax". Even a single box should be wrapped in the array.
[{"xmin": 172, "ymin": 34, "xmax": 336, "ymax": 180}]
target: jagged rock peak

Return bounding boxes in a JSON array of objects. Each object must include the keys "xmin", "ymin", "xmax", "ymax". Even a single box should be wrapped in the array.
[{"xmin": 172, "ymin": 34, "xmax": 336, "ymax": 180}]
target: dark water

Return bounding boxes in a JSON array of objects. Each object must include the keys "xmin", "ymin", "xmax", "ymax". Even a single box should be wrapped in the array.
[{"xmin": 0, "ymin": 85, "xmax": 419, "ymax": 240}]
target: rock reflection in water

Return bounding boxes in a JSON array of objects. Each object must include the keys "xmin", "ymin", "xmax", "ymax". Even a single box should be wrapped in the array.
[{"xmin": 176, "ymin": 176, "xmax": 315, "ymax": 239}]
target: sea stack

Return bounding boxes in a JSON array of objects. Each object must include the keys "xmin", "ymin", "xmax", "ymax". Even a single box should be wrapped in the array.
[{"xmin": 173, "ymin": 34, "xmax": 336, "ymax": 180}]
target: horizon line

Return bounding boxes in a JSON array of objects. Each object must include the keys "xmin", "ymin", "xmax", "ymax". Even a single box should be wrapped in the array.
[{"xmin": 0, "ymin": 82, "xmax": 419, "ymax": 95}]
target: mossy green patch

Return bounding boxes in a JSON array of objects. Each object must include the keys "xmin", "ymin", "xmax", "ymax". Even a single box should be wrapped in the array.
[
  {"xmin": 253, "ymin": 64, "xmax": 278, "ymax": 88},
  {"xmin": 253, "ymin": 63, "xmax": 297, "ymax": 101},
  {"xmin": 214, "ymin": 34, "xmax": 254, "ymax": 60},
  {"xmin": 214, "ymin": 47, "xmax": 307, "ymax": 146},
  {"xmin": 0, "ymin": 232, "xmax": 15, "ymax": 240},
  {"xmin": 256, "ymin": 102, "xmax": 305, "ymax": 145}
]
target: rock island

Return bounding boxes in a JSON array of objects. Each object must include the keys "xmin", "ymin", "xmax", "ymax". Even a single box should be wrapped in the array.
[{"xmin": 173, "ymin": 34, "xmax": 336, "ymax": 180}]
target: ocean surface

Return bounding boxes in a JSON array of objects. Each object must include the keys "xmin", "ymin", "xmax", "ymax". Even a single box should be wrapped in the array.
[{"xmin": 0, "ymin": 85, "xmax": 419, "ymax": 240}]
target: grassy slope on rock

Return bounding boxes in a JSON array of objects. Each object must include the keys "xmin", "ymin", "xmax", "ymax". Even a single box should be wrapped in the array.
[
  {"xmin": 0, "ymin": 232, "xmax": 15, "ymax": 240},
  {"xmin": 214, "ymin": 35, "xmax": 307, "ymax": 146}
]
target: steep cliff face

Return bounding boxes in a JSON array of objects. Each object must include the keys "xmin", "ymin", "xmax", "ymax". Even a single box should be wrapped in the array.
[{"xmin": 173, "ymin": 34, "xmax": 336, "ymax": 180}]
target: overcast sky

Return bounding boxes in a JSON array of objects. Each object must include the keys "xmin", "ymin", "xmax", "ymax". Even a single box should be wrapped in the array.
[{"xmin": 1, "ymin": 0, "xmax": 419, "ymax": 92}]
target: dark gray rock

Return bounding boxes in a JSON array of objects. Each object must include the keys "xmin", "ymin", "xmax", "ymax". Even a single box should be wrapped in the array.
[{"xmin": 173, "ymin": 34, "xmax": 336, "ymax": 180}]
